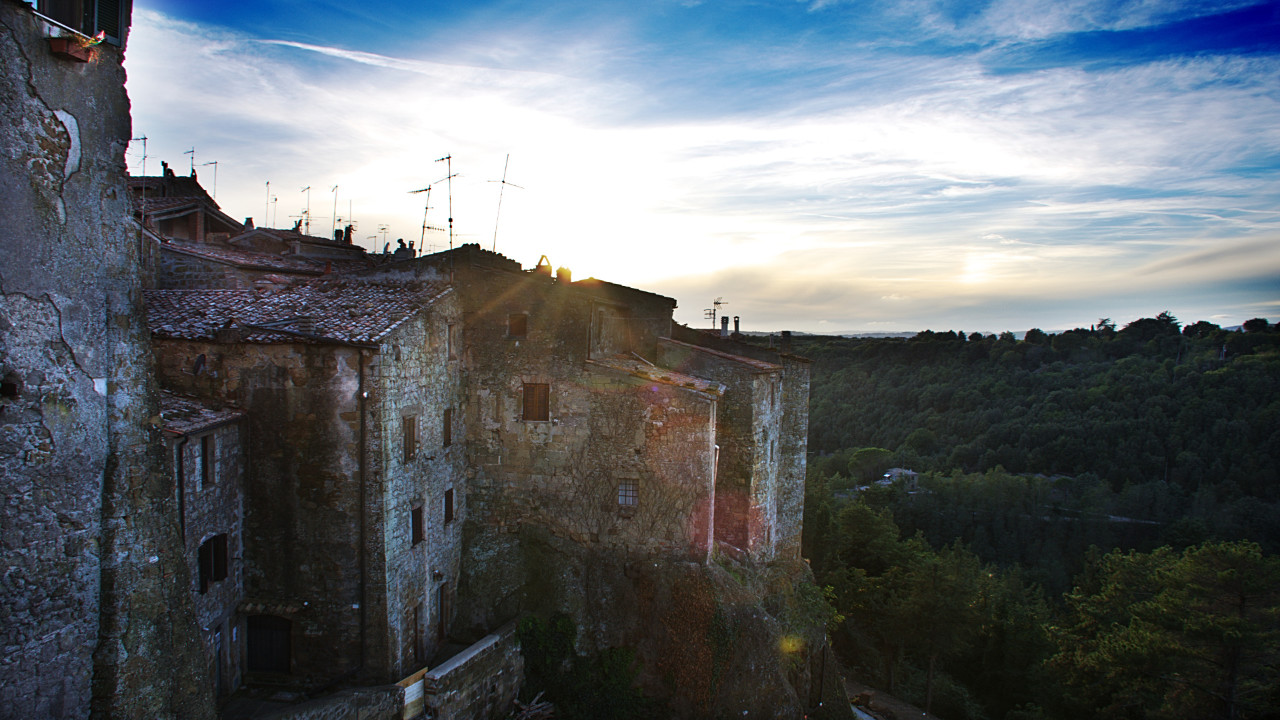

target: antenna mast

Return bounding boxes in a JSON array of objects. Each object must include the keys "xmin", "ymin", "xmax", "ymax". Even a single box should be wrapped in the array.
[
  {"xmin": 199, "ymin": 160, "xmax": 218, "ymax": 199},
  {"xmin": 131, "ymin": 135, "xmax": 147, "ymax": 208},
  {"xmin": 300, "ymin": 185, "xmax": 312, "ymax": 235},
  {"xmin": 704, "ymin": 297, "xmax": 728, "ymax": 328},
  {"xmin": 330, "ymin": 185, "xmax": 339, "ymax": 236},
  {"xmin": 435, "ymin": 154, "xmax": 456, "ymax": 250},
  {"xmin": 488, "ymin": 153, "xmax": 524, "ymax": 252}
]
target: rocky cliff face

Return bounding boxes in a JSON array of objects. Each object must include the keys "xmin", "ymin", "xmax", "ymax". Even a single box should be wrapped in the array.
[{"xmin": 458, "ymin": 525, "xmax": 851, "ymax": 719}]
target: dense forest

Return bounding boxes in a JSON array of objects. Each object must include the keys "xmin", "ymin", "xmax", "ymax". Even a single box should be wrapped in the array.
[{"xmin": 779, "ymin": 315, "xmax": 1280, "ymax": 720}]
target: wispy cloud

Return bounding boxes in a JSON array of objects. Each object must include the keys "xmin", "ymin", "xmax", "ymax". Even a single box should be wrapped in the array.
[{"xmin": 126, "ymin": 2, "xmax": 1280, "ymax": 331}]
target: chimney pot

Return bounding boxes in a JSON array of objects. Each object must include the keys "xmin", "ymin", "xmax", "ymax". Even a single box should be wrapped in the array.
[
  {"xmin": 733, "ymin": 316, "xmax": 740, "ymax": 334},
  {"xmin": 721, "ymin": 316, "xmax": 729, "ymax": 337}
]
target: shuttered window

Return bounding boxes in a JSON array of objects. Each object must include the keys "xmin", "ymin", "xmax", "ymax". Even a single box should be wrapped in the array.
[
  {"xmin": 522, "ymin": 383, "xmax": 549, "ymax": 421},
  {"xmin": 37, "ymin": 0, "xmax": 127, "ymax": 45}
]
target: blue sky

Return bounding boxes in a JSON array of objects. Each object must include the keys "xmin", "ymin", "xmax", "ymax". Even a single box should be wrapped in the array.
[{"xmin": 125, "ymin": 0, "xmax": 1280, "ymax": 333}]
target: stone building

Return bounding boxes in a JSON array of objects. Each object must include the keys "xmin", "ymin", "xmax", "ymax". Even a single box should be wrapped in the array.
[
  {"xmin": 129, "ymin": 165, "xmax": 244, "ymax": 244},
  {"xmin": 146, "ymin": 278, "xmax": 466, "ymax": 686},
  {"xmin": 161, "ymin": 393, "xmax": 248, "ymax": 700},
  {"xmin": 0, "ymin": 0, "xmax": 213, "ymax": 717}
]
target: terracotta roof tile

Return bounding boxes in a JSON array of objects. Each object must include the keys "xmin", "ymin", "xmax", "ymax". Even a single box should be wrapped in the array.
[
  {"xmin": 146, "ymin": 280, "xmax": 450, "ymax": 346},
  {"xmin": 588, "ymin": 355, "xmax": 725, "ymax": 397},
  {"xmin": 658, "ymin": 338, "xmax": 781, "ymax": 372},
  {"xmin": 163, "ymin": 241, "xmax": 326, "ymax": 274},
  {"xmin": 160, "ymin": 391, "xmax": 245, "ymax": 435}
]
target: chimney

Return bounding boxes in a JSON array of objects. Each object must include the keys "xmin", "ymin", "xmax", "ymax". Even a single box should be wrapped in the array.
[
  {"xmin": 721, "ymin": 316, "xmax": 729, "ymax": 337},
  {"xmin": 733, "ymin": 316, "xmax": 740, "ymax": 334},
  {"xmin": 781, "ymin": 330, "xmax": 792, "ymax": 351},
  {"xmin": 244, "ymin": 217, "xmax": 254, "ymax": 230},
  {"xmin": 556, "ymin": 266, "xmax": 572, "ymax": 284}
]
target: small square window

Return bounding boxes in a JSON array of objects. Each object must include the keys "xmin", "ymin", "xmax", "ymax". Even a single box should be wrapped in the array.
[
  {"xmin": 617, "ymin": 479, "xmax": 638, "ymax": 508},
  {"xmin": 508, "ymin": 313, "xmax": 528, "ymax": 337},
  {"xmin": 443, "ymin": 408, "xmax": 452, "ymax": 447},
  {"xmin": 411, "ymin": 505, "xmax": 424, "ymax": 546},
  {"xmin": 522, "ymin": 383, "xmax": 549, "ymax": 421},
  {"xmin": 444, "ymin": 488, "xmax": 455, "ymax": 524}
]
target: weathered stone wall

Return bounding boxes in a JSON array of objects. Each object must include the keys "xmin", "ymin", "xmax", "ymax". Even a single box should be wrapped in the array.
[
  {"xmin": 450, "ymin": 267, "xmax": 717, "ymax": 561},
  {"xmin": 774, "ymin": 355, "xmax": 810, "ymax": 560},
  {"xmin": 154, "ymin": 339, "xmax": 366, "ymax": 686},
  {"xmin": 658, "ymin": 339, "xmax": 782, "ymax": 559},
  {"xmin": 157, "ymin": 248, "xmax": 255, "ymax": 290},
  {"xmin": 369, "ymin": 292, "xmax": 467, "ymax": 680},
  {"xmin": 415, "ymin": 622, "xmax": 522, "ymax": 720},
  {"xmin": 471, "ymin": 366, "xmax": 716, "ymax": 559},
  {"xmin": 170, "ymin": 419, "xmax": 247, "ymax": 697},
  {"xmin": 0, "ymin": 2, "xmax": 212, "ymax": 716}
]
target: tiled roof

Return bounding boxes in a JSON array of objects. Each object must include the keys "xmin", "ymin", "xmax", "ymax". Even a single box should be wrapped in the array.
[
  {"xmin": 573, "ymin": 277, "xmax": 677, "ymax": 307},
  {"xmin": 588, "ymin": 355, "xmax": 725, "ymax": 397},
  {"xmin": 162, "ymin": 241, "xmax": 328, "ymax": 274},
  {"xmin": 146, "ymin": 280, "xmax": 450, "ymax": 345},
  {"xmin": 658, "ymin": 338, "xmax": 781, "ymax": 372},
  {"xmin": 138, "ymin": 196, "xmax": 202, "ymax": 214},
  {"xmin": 162, "ymin": 240, "xmax": 330, "ymax": 274},
  {"xmin": 160, "ymin": 391, "xmax": 245, "ymax": 436}
]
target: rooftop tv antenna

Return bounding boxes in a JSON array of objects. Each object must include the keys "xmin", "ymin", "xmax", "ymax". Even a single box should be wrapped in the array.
[
  {"xmin": 264, "ymin": 181, "xmax": 271, "ymax": 226},
  {"xmin": 408, "ymin": 184, "xmax": 446, "ymax": 250},
  {"xmin": 199, "ymin": 160, "xmax": 218, "ymax": 199},
  {"xmin": 330, "ymin": 185, "xmax": 339, "ymax": 236},
  {"xmin": 130, "ymin": 135, "xmax": 147, "ymax": 176},
  {"xmin": 487, "ymin": 154, "xmax": 524, "ymax": 252},
  {"xmin": 131, "ymin": 135, "xmax": 147, "ymax": 209},
  {"xmin": 434, "ymin": 154, "xmax": 457, "ymax": 250},
  {"xmin": 704, "ymin": 297, "xmax": 728, "ymax": 328},
  {"xmin": 183, "ymin": 146, "xmax": 195, "ymax": 174},
  {"xmin": 300, "ymin": 185, "xmax": 312, "ymax": 235}
]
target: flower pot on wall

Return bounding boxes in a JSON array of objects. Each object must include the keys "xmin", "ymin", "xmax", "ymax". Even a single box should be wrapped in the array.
[{"xmin": 48, "ymin": 37, "xmax": 92, "ymax": 62}]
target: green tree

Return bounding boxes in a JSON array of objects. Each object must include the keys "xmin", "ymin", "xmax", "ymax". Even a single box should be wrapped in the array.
[
  {"xmin": 847, "ymin": 447, "xmax": 893, "ymax": 485},
  {"xmin": 1242, "ymin": 317, "xmax": 1270, "ymax": 333},
  {"xmin": 1050, "ymin": 542, "xmax": 1280, "ymax": 719}
]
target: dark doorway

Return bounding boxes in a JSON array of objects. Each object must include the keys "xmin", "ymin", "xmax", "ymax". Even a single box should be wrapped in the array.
[
  {"xmin": 435, "ymin": 584, "xmax": 448, "ymax": 643},
  {"xmin": 247, "ymin": 615, "xmax": 291, "ymax": 674}
]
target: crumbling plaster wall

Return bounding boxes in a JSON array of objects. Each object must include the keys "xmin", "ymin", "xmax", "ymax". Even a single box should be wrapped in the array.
[
  {"xmin": 154, "ymin": 339, "xmax": 366, "ymax": 685},
  {"xmin": 370, "ymin": 293, "xmax": 466, "ymax": 680},
  {"xmin": 0, "ymin": 3, "xmax": 212, "ymax": 717}
]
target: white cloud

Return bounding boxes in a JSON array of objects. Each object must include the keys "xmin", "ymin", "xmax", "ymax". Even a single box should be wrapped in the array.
[{"xmin": 126, "ymin": 7, "xmax": 1280, "ymax": 332}]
